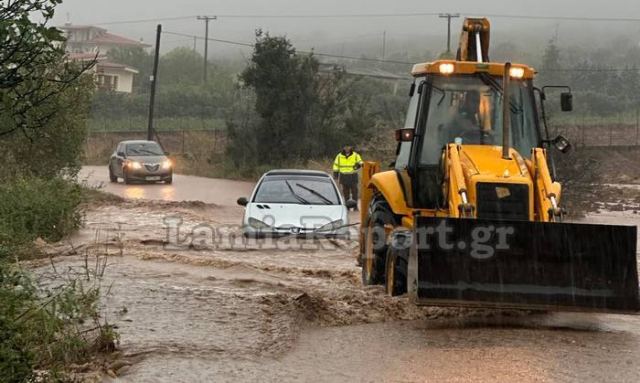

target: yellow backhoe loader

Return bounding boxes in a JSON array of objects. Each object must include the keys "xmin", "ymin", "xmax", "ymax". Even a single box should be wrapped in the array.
[{"xmin": 359, "ymin": 18, "xmax": 639, "ymax": 313}]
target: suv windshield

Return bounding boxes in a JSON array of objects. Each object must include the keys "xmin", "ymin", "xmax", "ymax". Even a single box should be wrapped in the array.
[
  {"xmin": 126, "ymin": 142, "xmax": 164, "ymax": 156},
  {"xmin": 254, "ymin": 176, "xmax": 340, "ymax": 205},
  {"xmin": 418, "ymin": 75, "xmax": 539, "ymax": 164}
]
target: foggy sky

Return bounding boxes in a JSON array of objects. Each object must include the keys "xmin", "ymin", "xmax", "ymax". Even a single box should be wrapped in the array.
[{"xmin": 52, "ymin": 0, "xmax": 640, "ymax": 59}]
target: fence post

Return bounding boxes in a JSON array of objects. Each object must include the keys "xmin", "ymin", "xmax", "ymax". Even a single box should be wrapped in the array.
[
  {"xmin": 182, "ymin": 128, "xmax": 185, "ymax": 154},
  {"xmin": 636, "ymin": 106, "xmax": 640, "ymax": 146},
  {"xmin": 609, "ymin": 116, "xmax": 613, "ymax": 146}
]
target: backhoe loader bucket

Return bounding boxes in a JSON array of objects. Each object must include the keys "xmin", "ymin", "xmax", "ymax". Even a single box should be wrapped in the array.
[{"xmin": 411, "ymin": 217, "xmax": 640, "ymax": 313}]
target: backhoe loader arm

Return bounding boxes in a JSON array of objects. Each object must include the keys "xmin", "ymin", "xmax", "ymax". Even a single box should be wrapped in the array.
[
  {"xmin": 532, "ymin": 148, "xmax": 563, "ymax": 221},
  {"xmin": 457, "ymin": 18, "xmax": 491, "ymax": 63},
  {"xmin": 447, "ymin": 144, "xmax": 474, "ymax": 218}
]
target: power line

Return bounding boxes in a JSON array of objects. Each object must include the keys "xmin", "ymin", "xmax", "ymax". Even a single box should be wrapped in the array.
[
  {"xmin": 162, "ymin": 31, "xmax": 640, "ymax": 72},
  {"xmin": 95, "ymin": 16, "xmax": 197, "ymax": 26},
  {"xmin": 91, "ymin": 12, "xmax": 640, "ymax": 26},
  {"xmin": 162, "ymin": 31, "xmax": 414, "ymax": 65},
  {"xmin": 164, "ymin": 32, "xmax": 640, "ymax": 72}
]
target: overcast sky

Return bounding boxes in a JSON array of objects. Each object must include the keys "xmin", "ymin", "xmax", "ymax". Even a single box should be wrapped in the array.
[{"xmin": 52, "ymin": 0, "xmax": 640, "ymax": 58}]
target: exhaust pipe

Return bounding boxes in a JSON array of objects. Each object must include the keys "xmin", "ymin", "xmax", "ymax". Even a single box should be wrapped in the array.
[{"xmin": 502, "ymin": 62, "xmax": 511, "ymax": 159}]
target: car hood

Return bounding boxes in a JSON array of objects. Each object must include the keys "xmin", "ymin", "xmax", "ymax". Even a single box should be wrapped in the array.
[
  {"xmin": 246, "ymin": 203, "xmax": 346, "ymax": 228},
  {"xmin": 126, "ymin": 155, "xmax": 167, "ymax": 163}
]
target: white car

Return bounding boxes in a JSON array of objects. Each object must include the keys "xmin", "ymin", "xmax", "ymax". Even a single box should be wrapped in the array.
[{"xmin": 237, "ymin": 170, "xmax": 356, "ymax": 238}]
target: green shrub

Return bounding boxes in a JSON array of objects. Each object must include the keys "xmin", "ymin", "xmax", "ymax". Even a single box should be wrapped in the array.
[
  {"xmin": 0, "ymin": 262, "xmax": 115, "ymax": 382},
  {"xmin": 0, "ymin": 178, "xmax": 82, "ymax": 259}
]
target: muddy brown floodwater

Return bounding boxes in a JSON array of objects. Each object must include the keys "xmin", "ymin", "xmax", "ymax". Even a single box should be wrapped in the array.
[{"xmin": 36, "ymin": 168, "xmax": 640, "ymax": 382}]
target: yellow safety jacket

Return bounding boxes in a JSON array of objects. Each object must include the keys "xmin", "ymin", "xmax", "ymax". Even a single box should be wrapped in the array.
[{"xmin": 333, "ymin": 151, "xmax": 363, "ymax": 175}]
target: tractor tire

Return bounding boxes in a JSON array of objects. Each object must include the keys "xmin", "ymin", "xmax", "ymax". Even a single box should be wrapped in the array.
[
  {"xmin": 361, "ymin": 199, "xmax": 397, "ymax": 286},
  {"xmin": 385, "ymin": 236, "xmax": 409, "ymax": 296},
  {"xmin": 109, "ymin": 166, "xmax": 118, "ymax": 183}
]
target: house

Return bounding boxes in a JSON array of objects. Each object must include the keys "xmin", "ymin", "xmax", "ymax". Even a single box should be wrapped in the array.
[
  {"xmin": 67, "ymin": 52, "xmax": 140, "ymax": 94},
  {"xmin": 61, "ymin": 24, "xmax": 150, "ymax": 54},
  {"xmin": 61, "ymin": 24, "xmax": 149, "ymax": 93}
]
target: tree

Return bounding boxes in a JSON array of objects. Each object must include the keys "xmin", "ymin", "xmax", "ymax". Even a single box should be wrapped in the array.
[
  {"xmin": 539, "ymin": 39, "xmax": 562, "ymax": 85},
  {"xmin": 238, "ymin": 31, "xmax": 320, "ymax": 164},
  {"xmin": 0, "ymin": 0, "xmax": 93, "ymax": 140},
  {"xmin": 0, "ymin": 0, "xmax": 95, "ymax": 179}
]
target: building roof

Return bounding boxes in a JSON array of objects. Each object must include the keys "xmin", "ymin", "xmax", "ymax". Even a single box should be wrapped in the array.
[
  {"xmin": 89, "ymin": 32, "xmax": 150, "ymax": 48},
  {"xmin": 60, "ymin": 24, "xmax": 106, "ymax": 32},
  {"xmin": 66, "ymin": 53, "xmax": 139, "ymax": 74},
  {"xmin": 98, "ymin": 61, "xmax": 139, "ymax": 74},
  {"xmin": 67, "ymin": 52, "xmax": 107, "ymax": 61}
]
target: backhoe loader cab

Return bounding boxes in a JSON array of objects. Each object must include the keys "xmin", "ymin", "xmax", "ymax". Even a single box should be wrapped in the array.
[{"xmin": 358, "ymin": 18, "xmax": 640, "ymax": 313}]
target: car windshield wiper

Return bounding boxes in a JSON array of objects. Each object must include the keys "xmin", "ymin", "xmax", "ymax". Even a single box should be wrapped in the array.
[
  {"xmin": 285, "ymin": 180, "xmax": 311, "ymax": 205},
  {"xmin": 294, "ymin": 183, "xmax": 334, "ymax": 205}
]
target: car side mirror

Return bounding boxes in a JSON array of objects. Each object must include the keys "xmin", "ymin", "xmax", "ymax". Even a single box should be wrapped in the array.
[
  {"xmin": 552, "ymin": 135, "xmax": 572, "ymax": 154},
  {"xmin": 117, "ymin": 151, "xmax": 125, "ymax": 157},
  {"xmin": 237, "ymin": 197, "xmax": 249, "ymax": 207},
  {"xmin": 345, "ymin": 200, "xmax": 358, "ymax": 210},
  {"xmin": 395, "ymin": 128, "xmax": 414, "ymax": 142},
  {"xmin": 560, "ymin": 92, "xmax": 573, "ymax": 112},
  {"xmin": 164, "ymin": 151, "xmax": 171, "ymax": 156}
]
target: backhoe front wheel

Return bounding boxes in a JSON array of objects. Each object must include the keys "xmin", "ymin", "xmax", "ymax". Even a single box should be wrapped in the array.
[
  {"xmin": 385, "ymin": 235, "xmax": 409, "ymax": 296},
  {"xmin": 362, "ymin": 200, "xmax": 396, "ymax": 286}
]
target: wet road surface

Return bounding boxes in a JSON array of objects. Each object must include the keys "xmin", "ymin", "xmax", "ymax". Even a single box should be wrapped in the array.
[
  {"xmin": 37, "ymin": 170, "xmax": 640, "ymax": 382},
  {"xmin": 79, "ymin": 166, "xmax": 255, "ymax": 206}
]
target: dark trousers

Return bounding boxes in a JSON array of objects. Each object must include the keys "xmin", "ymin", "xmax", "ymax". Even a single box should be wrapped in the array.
[{"xmin": 339, "ymin": 173, "xmax": 359, "ymax": 202}]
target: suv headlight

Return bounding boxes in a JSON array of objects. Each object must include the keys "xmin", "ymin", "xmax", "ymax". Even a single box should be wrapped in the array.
[
  {"xmin": 162, "ymin": 159, "xmax": 172, "ymax": 170},
  {"xmin": 248, "ymin": 217, "xmax": 271, "ymax": 230},
  {"xmin": 316, "ymin": 219, "xmax": 344, "ymax": 232}
]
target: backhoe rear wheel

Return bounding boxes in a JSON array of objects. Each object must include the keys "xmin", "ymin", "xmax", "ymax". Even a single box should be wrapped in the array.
[{"xmin": 362, "ymin": 199, "xmax": 396, "ymax": 286}]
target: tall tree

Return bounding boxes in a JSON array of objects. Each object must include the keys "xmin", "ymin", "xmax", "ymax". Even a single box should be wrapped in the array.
[
  {"xmin": 0, "ymin": 0, "xmax": 94, "ymax": 178},
  {"xmin": 239, "ymin": 31, "xmax": 319, "ymax": 164}
]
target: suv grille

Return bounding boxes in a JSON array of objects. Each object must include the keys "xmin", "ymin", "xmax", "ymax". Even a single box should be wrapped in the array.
[{"xmin": 476, "ymin": 183, "xmax": 529, "ymax": 221}]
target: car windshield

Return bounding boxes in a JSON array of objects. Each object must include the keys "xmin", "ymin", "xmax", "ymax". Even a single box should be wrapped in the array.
[
  {"xmin": 126, "ymin": 142, "xmax": 164, "ymax": 156},
  {"xmin": 418, "ymin": 75, "xmax": 539, "ymax": 164},
  {"xmin": 254, "ymin": 176, "xmax": 340, "ymax": 205}
]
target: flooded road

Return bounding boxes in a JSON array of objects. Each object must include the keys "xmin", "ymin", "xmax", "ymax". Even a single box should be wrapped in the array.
[
  {"xmin": 79, "ymin": 166, "xmax": 255, "ymax": 205},
  {"xmin": 38, "ymin": 170, "xmax": 640, "ymax": 382}
]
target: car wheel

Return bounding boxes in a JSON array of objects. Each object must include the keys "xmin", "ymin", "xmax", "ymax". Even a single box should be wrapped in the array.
[
  {"xmin": 166, "ymin": 173, "xmax": 173, "ymax": 185},
  {"xmin": 123, "ymin": 169, "xmax": 132, "ymax": 185},
  {"xmin": 362, "ymin": 199, "xmax": 396, "ymax": 286},
  {"xmin": 108, "ymin": 165, "xmax": 118, "ymax": 183}
]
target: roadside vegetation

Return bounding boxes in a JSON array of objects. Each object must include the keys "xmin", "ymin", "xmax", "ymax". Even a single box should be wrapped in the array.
[{"xmin": 1, "ymin": 1, "xmax": 117, "ymax": 381}]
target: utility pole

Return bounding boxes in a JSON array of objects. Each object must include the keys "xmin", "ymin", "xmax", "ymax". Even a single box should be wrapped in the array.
[
  {"xmin": 197, "ymin": 15, "xmax": 217, "ymax": 83},
  {"xmin": 148, "ymin": 24, "xmax": 162, "ymax": 141},
  {"xmin": 439, "ymin": 13, "xmax": 460, "ymax": 54}
]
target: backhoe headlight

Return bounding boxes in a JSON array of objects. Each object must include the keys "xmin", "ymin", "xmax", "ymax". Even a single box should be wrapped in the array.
[
  {"xmin": 316, "ymin": 219, "xmax": 344, "ymax": 232},
  {"xmin": 509, "ymin": 67, "xmax": 525, "ymax": 79},
  {"xmin": 162, "ymin": 159, "xmax": 172, "ymax": 170},
  {"xmin": 248, "ymin": 217, "xmax": 271, "ymax": 230},
  {"xmin": 127, "ymin": 161, "xmax": 142, "ymax": 170},
  {"xmin": 439, "ymin": 63, "xmax": 455, "ymax": 75}
]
